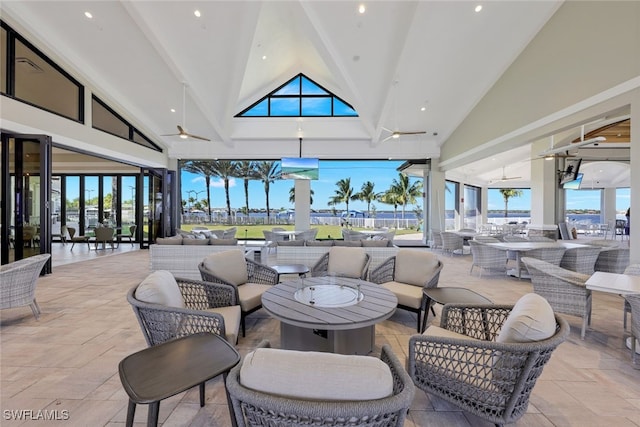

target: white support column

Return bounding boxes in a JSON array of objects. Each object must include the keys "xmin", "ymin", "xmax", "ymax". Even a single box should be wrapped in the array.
[
  {"xmin": 630, "ymin": 88, "xmax": 639, "ymax": 263},
  {"xmin": 530, "ymin": 140, "xmax": 558, "ymax": 225},
  {"xmin": 481, "ymin": 186, "xmax": 489, "ymax": 227},
  {"xmin": 421, "ymin": 167, "xmax": 429, "ymax": 244},
  {"xmin": 428, "ymin": 158, "xmax": 446, "ymax": 240},
  {"xmin": 294, "ymin": 180, "xmax": 311, "ymax": 231},
  {"xmin": 602, "ymin": 187, "xmax": 617, "ymax": 229}
]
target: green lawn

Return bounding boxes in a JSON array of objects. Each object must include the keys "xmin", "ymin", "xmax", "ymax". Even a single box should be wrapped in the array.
[{"xmin": 179, "ymin": 224, "xmax": 417, "ymax": 240}]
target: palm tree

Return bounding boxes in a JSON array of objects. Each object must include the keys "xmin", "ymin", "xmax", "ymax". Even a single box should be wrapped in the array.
[
  {"xmin": 211, "ymin": 160, "xmax": 238, "ymax": 220},
  {"xmin": 499, "ymin": 188, "xmax": 524, "ymax": 218},
  {"xmin": 389, "ymin": 173, "xmax": 423, "ymax": 219},
  {"xmin": 182, "ymin": 160, "xmax": 218, "ymax": 220},
  {"xmin": 289, "ymin": 186, "xmax": 314, "ymax": 205},
  {"xmin": 234, "ymin": 161, "xmax": 258, "ymax": 219},
  {"xmin": 353, "ymin": 181, "xmax": 379, "ymax": 216},
  {"xmin": 254, "ymin": 161, "xmax": 280, "ymax": 221},
  {"xmin": 328, "ymin": 178, "xmax": 356, "ymax": 213},
  {"xmin": 378, "ymin": 190, "xmax": 401, "ymax": 228}
]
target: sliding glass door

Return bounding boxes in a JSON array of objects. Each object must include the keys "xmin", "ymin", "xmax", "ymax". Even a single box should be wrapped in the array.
[{"xmin": 1, "ymin": 132, "xmax": 52, "ymax": 273}]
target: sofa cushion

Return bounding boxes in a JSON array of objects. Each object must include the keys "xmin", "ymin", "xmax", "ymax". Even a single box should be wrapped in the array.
[
  {"xmin": 327, "ymin": 246, "xmax": 367, "ymax": 278},
  {"xmin": 423, "ymin": 325, "xmax": 478, "ymax": 340},
  {"xmin": 134, "ymin": 270, "xmax": 185, "ymax": 308},
  {"xmin": 333, "ymin": 240, "xmax": 362, "ymax": 247},
  {"xmin": 394, "ymin": 250, "xmax": 439, "ymax": 287},
  {"xmin": 240, "ymin": 348, "xmax": 393, "ymax": 401},
  {"xmin": 182, "ymin": 238, "xmax": 210, "ymax": 245},
  {"xmin": 202, "ymin": 250, "xmax": 248, "ymax": 285},
  {"xmin": 305, "ymin": 239, "xmax": 334, "ymax": 246},
  {"xmin": 209, "ymin": 238, "xmax": 238, "ymax": 245},
  {"xmin": 155, "ymin": 235, "xmax": 183, "ymax": 245},
  {"xmin": 237, "ymin": 283, "xmax": 273, "ymax": 312},
  {"xmin": 497, "ymin": 293, "xmax": 556, "ymax": 343}
]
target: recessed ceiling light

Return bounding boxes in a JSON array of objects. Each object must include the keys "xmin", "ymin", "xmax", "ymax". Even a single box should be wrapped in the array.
[
  {"xmin": 170, "ymin": 108, "xmax": 176, "ymax": 113},
  {"xmin": 359, "ymin": 4, "xmax": 366, "ymax": 14},
  {"xmin": 475, "ymin": 5, "xmax": 483, "ymax": 13},
  {"xmin": 262, "ymin": 55, "xmax": 267, "ymax": 60},
  {"xmin": 420, "ymin": 106, "xmax": 426, "ymax": 111},
  {"xmin": 84, "ymin": 11, "xmax": 93, "ymax": 19},
  {"xmin": 194, "ymin": 10, "xmax": 201, "ymax": 18}
]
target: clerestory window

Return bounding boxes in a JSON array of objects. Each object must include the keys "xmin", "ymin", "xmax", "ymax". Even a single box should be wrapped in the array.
[{"xmin": 236, "ymin": 73, "xmax": 358, "ymax": 117}]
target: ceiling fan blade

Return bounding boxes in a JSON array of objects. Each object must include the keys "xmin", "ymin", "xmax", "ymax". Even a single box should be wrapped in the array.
[
  {"xmin": 396, "ymin": 131, "xmax": 427, "ymax": 135},
  {"xmin": 381, "ymin": 135, "xmax": 394, "ymax": 143},
  {"xmin": 186, "ymin": 133, "xmax": 211, "ymax": 142},
  {"xmin": 177, "ymin": 125, "xmax": 186, "ymax": 134},
  {"xmin": 160, "ymin": 133, "xmax": 181, "ymax": 137}
]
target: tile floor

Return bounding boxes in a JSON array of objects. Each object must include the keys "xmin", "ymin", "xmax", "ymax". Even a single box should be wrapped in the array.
[{"xmin": 1, "ymin": 241, "xmax": 639, "ymax": 426}]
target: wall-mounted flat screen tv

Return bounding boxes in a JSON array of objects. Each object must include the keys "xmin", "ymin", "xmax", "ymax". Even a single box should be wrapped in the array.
[
  {"xmin": 559, "ymin": 158, "xmax": 582, "ymax": 185},
  {"xmin": 563, "ymin": 172, "xmax": 583, "ymax": 190},
  {"xmin": 281, "ymin": 157, "xmax": 319, "ymax": 180}
]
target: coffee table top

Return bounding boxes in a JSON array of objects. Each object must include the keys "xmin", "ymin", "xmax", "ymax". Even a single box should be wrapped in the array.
[
  {"xmin": 271, "ymin": 264, "xmax": 310, "ymax": 275},
  {"xmin": 262, "ymin": 276, "xmax": 397, "ymax": 331},
  {"xmin": 118, "ymin": 333, "xmax": 240, "ymax": 404}
]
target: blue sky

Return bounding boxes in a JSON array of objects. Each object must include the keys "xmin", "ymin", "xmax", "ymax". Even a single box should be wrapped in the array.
[
  {"xmin": 181, "ymin": 160, "xmax": 413, "ymax": 212},
  {"xmin": 180, "ymin": 160, "xmax": 631, "ymax": 213}
]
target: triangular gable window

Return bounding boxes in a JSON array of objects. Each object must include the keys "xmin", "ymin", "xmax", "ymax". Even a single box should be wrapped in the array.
[{"xmin": 236, "ymin": 73, "xmax": 358, "ymax": 117}]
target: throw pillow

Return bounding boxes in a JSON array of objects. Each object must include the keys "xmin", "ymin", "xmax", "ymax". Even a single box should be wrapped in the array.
[
  {"xmin": 394, "ymin": 250, "xmax": 440, "ymax": 286},
  {"xmin": 327, "ymin": 246, "xmax": 367, "ymax": 278},
  {"xmin": 496, "ymin": 293, "xmax": 556, "ymax": 343},
  {"xmin": 202, "ymin": 250, "xmax": 248, "ymax": 284},
  {"xmin": 135, "ymin": 270, "xmax": 185, "ymax": 308}
]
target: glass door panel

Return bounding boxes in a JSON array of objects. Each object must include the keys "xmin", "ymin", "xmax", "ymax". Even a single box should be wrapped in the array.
[{"xmin": 1, "ymin": 133, "xmax": 52, "ymax": 272}]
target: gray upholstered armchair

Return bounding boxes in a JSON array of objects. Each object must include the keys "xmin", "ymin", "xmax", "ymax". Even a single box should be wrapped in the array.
[
  {"xmin": 0, "ymin": 254, "xmax": 50, "ymax": 319},
  {"xmin": 522, "ymin": 256, "xmax": 591, "ymax": 339},
  {"xmin": 369, "ymin": 249, "xmax": 443, "ymax": 331},
  {"xmin": 226, "ymin": 340, "xmax": 415, "ymax": 427},
  {"xmin": 409, "ymin": 294, "xmax": 569, "ymax": 426},
  {"xmin": 199, "ymin": 249, "xmax": 278, "ymax": 337},
  {"xmin": 127, "ymin": 270, "xmax": 241, "ymax": 345},
  {"xmin": 310, "ymin": 246, "xmax": 370, "ymax": 279}
]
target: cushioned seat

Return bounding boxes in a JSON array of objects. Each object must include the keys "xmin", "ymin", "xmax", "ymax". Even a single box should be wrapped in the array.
[
  {"xmin": 310, "ymin": 246, "xmax": 370, "ymax": 279},
  {"xmin": 199, "ymin": 250, "xmax": 278, "ymax": 337},
  {"xmin": 128, "ymin": 270, "xmax": 241, "ymax": 345},
  {"xmin": 370, "ymin": 249, "xmax": 443, "ymax": 331}
]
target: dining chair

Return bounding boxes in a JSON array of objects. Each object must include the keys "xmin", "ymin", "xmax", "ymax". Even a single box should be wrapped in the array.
[
  {"xmin": 440, "ymin": 231, "xmax": 464, "ymax": 256},
  {"xmin": 93, "ymin": 226, "xmax": 115, "ymax": 250},
  {"xmin": 468, "ymin": 240, "xmax": 507, "ymax": 278},
  {"xmin": 116, "ymin": 224, "xmax": 137, "ymax": 247},
  {"xmin": 67, "ymin": 227, "xmax": 91, "ymax": 250}
]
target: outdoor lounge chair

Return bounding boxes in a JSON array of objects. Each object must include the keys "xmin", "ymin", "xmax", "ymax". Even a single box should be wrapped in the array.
[
  {"xmin": 199, "ymin": 249, "xmax": 278, "ymax": 337},
  {"xmin": 370, "ymin": 249, "xmax": 443, "ymax": 332},
  {"xmin": 127, "ymin": 270, "xmax": 241, "ymax": 345},
  {"xmin": 226, "ymin": 340, "xmax": 414, "ymax": 427},
  {"xmin": 409, "ymin": 293, "xmax": 569, "ymax": 426},
  {"xmin": 310, "ymin": 246, "xmax": 370, "ymax": 279},
  {"xmin": 522, "ymin": 256, "xmax": 591, "ymax": 339},
  {"xmin": 0, "ymin": 254, "xmax": 51, "ymax": 320},
  {"xmin": 468, "ymin": 240, "xmax": 508, "ymax": 277}
]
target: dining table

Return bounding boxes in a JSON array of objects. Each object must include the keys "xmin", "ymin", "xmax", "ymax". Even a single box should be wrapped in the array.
[
  {"xmin": 585, "ymin": 271, "xmax": 640, "ymax": 295},
  {"xmin": 484, "ymin": 241, "xmax": 591, "ymax": 279}
]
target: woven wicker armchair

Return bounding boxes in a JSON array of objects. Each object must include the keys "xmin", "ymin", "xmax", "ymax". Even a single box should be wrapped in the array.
[
  {"xmin": 199, "ymin": 249, "xmax": 278, "ymax": 337},
  {"xmin": 595, "ymin": 248, "xmax": 630, "ymax": 273},
  {"xmin": 369, "ymin": 250, "xmax": 443, "ymax": 331},
  {"xmin": 522, "ymin": 256, "xmax": 591, "ymax": 339},
  {"xmin": 127, "ymin": 272, "xmax": 240, "ymax": 345},
  {"xmin": 226, "ymin": 340, "xmax": 415, "ymax": 427},
  {"xmin": 468, "ymin": 240, "xmax": 507, "ymax": 278},
  {"xmin": 626, "ymin": 293, "xmax": 640, "ymax": 366},
  {"xmin": 440, "ymin": 231, "xmax": 464, "ymax": 256},
  {"xmin": 560, "ymin": 246, "xmax": 602, "ymax": 274},
  {"xmin": 0, "ymin": 254, "xmax": 50, "ymax": 319},
  {"xmin": 431, "ymin": 230, "xmax": 443, "ymax": 250},
  {"xmin": 310, "ymin": 246, "xmax": 371, "ymax": 279},
  {"xmin": 409, "ymin": 302, "xmax": 569, "ymax": 427}
]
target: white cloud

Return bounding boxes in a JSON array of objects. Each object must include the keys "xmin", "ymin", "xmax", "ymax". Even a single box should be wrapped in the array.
[{"xmin": 210, "ymin": 178, "xmax": 237, "ymax": 188}]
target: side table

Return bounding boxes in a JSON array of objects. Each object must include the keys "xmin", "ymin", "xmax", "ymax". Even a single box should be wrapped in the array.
[
  {"xmin": 271, "ymin": 263, "xmax": 310, "ymax": 282},
  {"xmin": 421, "ymin": 287, "xmax": 492, "ymax": 333},
  {"xmin": 118, "ymin": 332, "xmax": 240, "ymax": 427}
]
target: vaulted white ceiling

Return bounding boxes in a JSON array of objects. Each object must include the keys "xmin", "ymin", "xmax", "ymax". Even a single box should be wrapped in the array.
[{"xmin": 1, "ymin": 1, "xmax": 630, "ymax": 187}]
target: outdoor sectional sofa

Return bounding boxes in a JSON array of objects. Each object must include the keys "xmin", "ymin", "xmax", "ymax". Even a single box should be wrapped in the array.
[{"xmin": 150, "ymin": 237, "xmax": 400, "ymax": 281}]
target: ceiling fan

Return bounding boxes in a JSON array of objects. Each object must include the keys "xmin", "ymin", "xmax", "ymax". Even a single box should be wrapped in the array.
[
  {"xmin": 161, "ymin": 83, "xmax": 211, "ymax": 141},
  {"xmin": 381, "ymin": 127, "xmax": 427, "ymax": 143},
  {"xmin": 381, "ymin": 79, "xmax": 427, "ymax": 143},
  {"xmin": 492, "ymin": 166, "xmax": 522, "ymax": 183}
]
